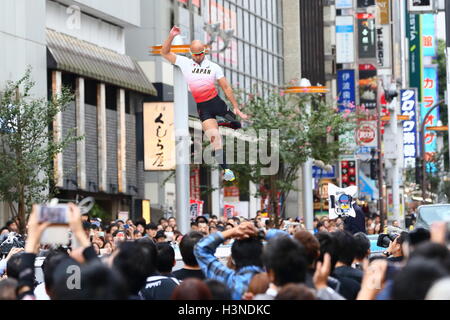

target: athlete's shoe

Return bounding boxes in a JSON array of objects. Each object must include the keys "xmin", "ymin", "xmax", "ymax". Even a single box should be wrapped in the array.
[{"xmin": 224, "ymin": 169, "xmax": 235, "ymax": 181}]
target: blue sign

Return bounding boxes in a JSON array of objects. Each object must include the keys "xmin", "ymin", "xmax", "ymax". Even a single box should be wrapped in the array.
[
  {"xmin": 337, "ymin": 70, "xmax": 356, "ymax": 112},
  {"xmin": 312, "ymin": 165, "xmax": 336, "ymax": 179},
  {"xmin": 400, "ymin": 89, "xmax": 418, "ymax": 168},
  {"xmin": 335, "ymin": 0, "xmax": 353, "ymax": 9},
  {"xmin": 422, "ymin": 14, "xmax": 436, "ymax": 57}
]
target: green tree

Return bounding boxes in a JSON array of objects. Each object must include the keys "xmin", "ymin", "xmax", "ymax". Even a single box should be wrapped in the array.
[
  {"xmin": 0, "ymin": 68, "xmax": 82, "ymax": 233},
  {"xmin": 229, "ymin": 88, "xmax": 355, "ymax": 221}
]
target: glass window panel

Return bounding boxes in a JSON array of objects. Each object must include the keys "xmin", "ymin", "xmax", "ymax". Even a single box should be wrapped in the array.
[
  {"xmin": 243, "ymin": 11, "xmax": 249, "ymax": 42},
  {"xmin": 261, "ymin": 0, "xmax": 267, "ymax": 20},
  {"xmin": 239, "ymin": 73, "xmax": 245, "ymax": 90},
  {"xmin": 238, "ymin": 41, "xmax": 244, "ymax": 72},
  {"xmin": 273, "ymin": 27, "xmax": 278, "ymax": 52},
  {"xmin": 267, "ymin": 0, "xmax": 272, "ymax": 22},
  {"xmin": 268, "ymin": 54, "xmax": 273, "ymax": 84},
  {"xmin": 244, "ymin": 44, "xmax": 251, "ymax": 74},
  {"xmin": 257, "ymin": 49, "xmax": 263, "ymax": 80},
  {"xmin": 249, "ymin": 14, "xmax": 255, "ymax": 44},
  {"xmin": 256, "ymin": 18, "xmax": 262, "ymax": 47},
  {"xmin": 251, "ymin": 46, "xmax": 256, "ymax": 78},
  {"xmin": 237, "ymin": 7, "xmax": 243, "ymax": 38},
  {"xmin": 278, "ymin": 28, "xmax": 283, "ymax": 57},
  {"xmin": 249, "ymin": 0, "xmax": 255, "ymax": 12},
  {"xmin": 263, "ymin": 51, "xmax": 268, "ymax": 83},
  {"xmin": 255, "ymin": 0, "xmax": 261, "ymax": 16},
  {"xmin": 268, "ymin": 25, "xmax": 273, "ymax": 52}
]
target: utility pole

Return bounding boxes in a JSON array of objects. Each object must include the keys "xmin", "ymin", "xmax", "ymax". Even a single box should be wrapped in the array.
[
  {"xmin": 377, "ymin": 80, "xmax": 385, "ymax": 232},
  {"xmin": 446, "ymin": 0, "xmax": 450, "ymax": 169}
]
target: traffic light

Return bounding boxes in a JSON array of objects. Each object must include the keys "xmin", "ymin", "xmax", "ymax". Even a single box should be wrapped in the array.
[
  {"xmin": 340, "ymin": 160, "xmax": 357, "ymax": 188},
  {"xmin": 370, "ymin": 158, "xmax": 377, "ymax": 180}
]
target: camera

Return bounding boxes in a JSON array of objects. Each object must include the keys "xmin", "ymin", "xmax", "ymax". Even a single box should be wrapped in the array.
[
  {"xmin": 377, "ymin": 226, "xmax": 403, "ymax": 248},
  {"xmin": 37, "ymin": 204, "xmax": 69, "ymax": 225}
]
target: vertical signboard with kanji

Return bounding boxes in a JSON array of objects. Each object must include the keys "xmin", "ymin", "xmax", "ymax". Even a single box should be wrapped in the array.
[
  {"xmin": 400, "ymin": 89, "xmax": 418, "ymax": 168},
  {"xmin": 359, "ymin": 64, "xmax": 377, "ymax": 109},
  {"xmin": 421, "ymin": 66, "xmax": 439, "ymax": 171},
  {"xmin": 336, "ymin": 16, "xmax": 355, "ymax": 64},
  {"xmin": 421, "ymin": 14, "xmax": 436, "ymax": 57},
  {"xmin": 337, "ymin": 70, "xmax": 356, "ymax": 112},
  {"xmin": 190, "ymin": 199, "xmax": 204, "ymax": 220},
  {"xmin": 357, "ymin": 13, "xmax": 376, "ymax": 59},
  {"xmin": 407, "ymin": 13, "xmax": 422, "ymax": 95},
  {"xmin": 143, "ymin": 103, "xmax": 175, "ymax": 170},
  {"xmin": 376, "ymin": 26, "xmax": 391, "ymax": 68},
  {"xmin": 223, "ymin": 204, "xmax": 235, "ymax": 218}
]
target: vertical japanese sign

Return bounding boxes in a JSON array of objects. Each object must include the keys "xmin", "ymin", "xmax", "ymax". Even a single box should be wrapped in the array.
[
  {"xmin": 190, "ymin": 166, "xmax": 201, "ymax": 200},
  {"xmin": 359, "ymin": 64, "xmax": 377, "ymax": 109},
  {"xmin": 336, "ymin": 16, "xmax": 355, "ymax": 64},
  {"xmin": 421, "ymin": 13, "xmax": 436, "ymax": 57},
  {"xmin": 190, "ymin": 199, "xmax": 204, "ymax": 220},
  {"xmin": 421, "ymin": 66, "xmax": 439, "ymax": 170},
  {"xmin": 400, "ymin": 89, "xmax": 418, "ymax": 168},
  {"xmin": 376, "ymin": 26, "xmax": 391, "ymax": 68},
  {"xmin": 407, "ymin": 13, "xmax": 422, "ymax": 95},
  {"xmin": 357, "ymin": 13, "xmax": 376, "ymax": 59},
  {"xmin": 336, "ymin": 0, "xmax": 354, "ymax": 9},
  {"xmin": 376, "ymin": 0, "xmax": 390, "ymax": 25},
  {"xmin": 143, "ymin": 102, "xmax": 175, "ymax": 170},
  {"xmin": 357, "ymin": 0, "xmax": 375, "ymax": 7},
  {"xmin": 337, "ymin": 70, "xmax": 356, "ymax": 112}
]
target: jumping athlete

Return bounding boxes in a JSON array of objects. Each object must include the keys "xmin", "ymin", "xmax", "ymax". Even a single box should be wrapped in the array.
[{"xmin": 161, "ymin": 26, "xmax": 248, "ymax": 182}]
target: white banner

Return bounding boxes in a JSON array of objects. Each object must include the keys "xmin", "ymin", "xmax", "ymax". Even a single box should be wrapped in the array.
[
  {"xmin": 356, "ymin": 121, "xmax": 377, "ymax": 147},
  {"xmin": 336, "ymin": 16, "xmax": 355, "ymax": 64}
]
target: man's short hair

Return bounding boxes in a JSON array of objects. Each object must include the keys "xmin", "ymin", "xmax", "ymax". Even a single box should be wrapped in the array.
[
  {"xmin": 353, "ymin": 232, "xmax": 371, "ymax": 260},
  {"xmin": 113, "ymin": 241, "xmax": 156, "ymax": 295},
  {"xmin": 145, "ymin": 222, "xmax": 158, "ymax": 231},
  {"xmin": 231, "ymin": 237, "xmax": 263, "ymax": 270},
  {"xmin": 42, "ymin": 248, "xmax": 69, "ymax": 295},
  {"xmin": 294, "ymin": 230, "xmax": 320, "ymax": 266},
  {"xmin": 6, "ymin": 251, "xmax": 25, "ymax": 279},
  {"xmin": 156, "ymin": 242, "xmax": 175, "ymax": 274},
  {"xmin": 179, "ymin": 231, "xmax": 203, "ymax": 267},
  {"xmin": 262, "ymin": 235, "xmax": 307, "ymax": 286},
  {"xmin": 392, "ymin": 257, "xmax": 447, "ymax": 300},
  {"xmin": 331, "ymin": 230, "xmax": 357, "ymax": 266}
]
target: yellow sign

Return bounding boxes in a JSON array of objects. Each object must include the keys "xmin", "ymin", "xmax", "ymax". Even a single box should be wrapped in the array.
[
  {"xmin": 377, "ymin": 0, "xmax": 390, "ymax": 25},
  {"xmin": 142, "ymin": 200, "xmax": 151, "ymax": 224},
  {"xmin": 144, "ymin": 102, "xmax": 176, "ymax": 170}
]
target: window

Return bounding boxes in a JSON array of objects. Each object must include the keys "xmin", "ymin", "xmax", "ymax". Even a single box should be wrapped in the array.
[
  {"xmin": 238, "ymin": 41, "xmax": 244, "ymax": 72},
  {"xmin": 249, "ymin": 14, "xmax": 255, "ymax": 44}
]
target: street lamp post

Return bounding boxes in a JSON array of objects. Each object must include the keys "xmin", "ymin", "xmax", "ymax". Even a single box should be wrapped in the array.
[{"xmin": 421, "ymin": 99, "xmax": 446, "ymax": 204}]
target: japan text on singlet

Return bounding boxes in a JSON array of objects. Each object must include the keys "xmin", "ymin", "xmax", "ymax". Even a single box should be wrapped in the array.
[{"xmin": 174, "ymin": 55, "xmax": 225, "ymax": 103}]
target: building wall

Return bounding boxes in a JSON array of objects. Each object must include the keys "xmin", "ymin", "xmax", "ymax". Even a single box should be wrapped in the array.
[
  {"xmin": 62, "ymin": 100, "xmax": 78, "ymax": 190},
  {"xmin": 85, "ymin": 103, "xmax": 99, "ymax": 191},
  {"xmin": 106, "ymin": 108, "xmax": 118, "ymax": 193},
  {"xmin": 46, "ymin": 0, "xmax": 126, "ymax": 53},
  {"xmin": 51, "ymin": 0, "xmax": 141, "ymax": 27},
  {"xmin": 0, "ymin": 0, "xmax": 47, "ymax": 224}
]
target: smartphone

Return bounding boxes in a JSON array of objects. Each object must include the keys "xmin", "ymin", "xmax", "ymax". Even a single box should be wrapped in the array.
[
  {"xmin": 37, "ymin": 204, "xmax": 69, "ymax": 225},
  {"xmin": 123, "ymin": 224, "xmax": 129, "ymax": 229}
]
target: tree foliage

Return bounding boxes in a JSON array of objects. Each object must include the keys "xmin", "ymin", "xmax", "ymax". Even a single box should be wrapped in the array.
[
  {"xmin": 227, "ymin": 88, "xmax": 356, "ymax": 217},
  {"xmin": 0, "ymin": 68, "xmax": 82, "ymax": 232}
]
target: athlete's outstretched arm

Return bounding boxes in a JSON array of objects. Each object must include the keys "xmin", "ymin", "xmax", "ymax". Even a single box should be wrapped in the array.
[
  {"xmin": 161, "ymin": 26, "xmax": 180, "ymax": 64},
  {"xmin": 218, "ymin": 77, "xmax": 248, "ymax": 120}
]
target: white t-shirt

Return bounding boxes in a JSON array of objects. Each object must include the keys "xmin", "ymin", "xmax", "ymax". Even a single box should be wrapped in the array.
[{"xmin": 174, "ymin": 55, "xmax": 224, "ymax": 103}]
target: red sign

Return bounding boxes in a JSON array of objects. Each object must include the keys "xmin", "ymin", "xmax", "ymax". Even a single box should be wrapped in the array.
[
  {"xmin": 190, "ymin": 199, "xmax": 204, "ymax": 220},
  {"xmin": 357, "ymin": 125, "xmax": 376, "ymax": 144},
  {"xmin": 190, "ymin": 166, "xmax": 201, "ymax": 200},
  {"xmin": 223, "ymin": 204, "xmax": 236, "ymax": 218},
  {"xmin": 224, "ymin": 185, "xmax": 240, "ymax": 198}
]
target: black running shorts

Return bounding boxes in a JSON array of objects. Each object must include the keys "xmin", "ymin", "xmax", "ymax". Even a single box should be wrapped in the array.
[{"xmin": 197, "ymin": 95, "xmax": 236, "ymax": 122}]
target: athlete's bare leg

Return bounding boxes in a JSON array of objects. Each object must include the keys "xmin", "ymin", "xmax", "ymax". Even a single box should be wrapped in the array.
[{"xmin": 202, "ymin": 118, "xmax": 235, "ymax": 181}]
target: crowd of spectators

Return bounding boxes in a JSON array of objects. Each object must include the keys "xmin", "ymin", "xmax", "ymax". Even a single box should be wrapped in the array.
[{"xmin": 0, "ymin": 203, "xmax": 448, "ymax": 301}]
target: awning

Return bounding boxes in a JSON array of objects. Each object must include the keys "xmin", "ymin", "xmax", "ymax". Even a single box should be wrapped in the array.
[{"xmin": 46, "ymin": 29, "xmax": 157, "ymax": 96}]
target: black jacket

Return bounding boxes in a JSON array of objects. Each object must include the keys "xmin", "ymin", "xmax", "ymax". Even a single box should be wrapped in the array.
[{"xmin": 344, "ymin": 204, "xmax": 366, "ymax": 235}]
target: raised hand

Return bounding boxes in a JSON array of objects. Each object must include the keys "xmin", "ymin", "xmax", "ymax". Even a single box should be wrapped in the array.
[{"xmin": 170, "ymin": 26, "xmax": 181, "ymax": 38}]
